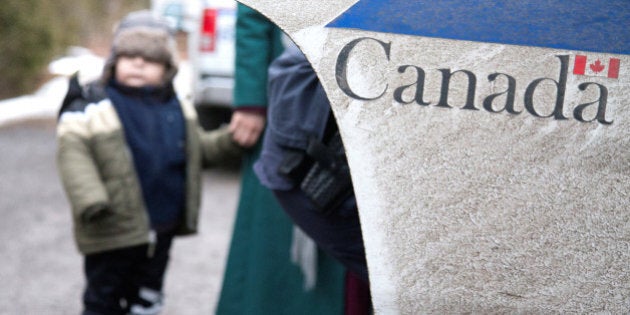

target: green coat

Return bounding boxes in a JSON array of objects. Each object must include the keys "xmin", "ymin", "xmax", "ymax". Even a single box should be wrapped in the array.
[
  {"xmin": 216, "ymin": 4, "xmax": 346, "ymax": 314},
  {"xmin": 232, "ymin": 4, "xmax": 285, "ymax": 108},
  {"xmin": 57, "ymin": 89, "xmax": 241, "ymax": 255}
]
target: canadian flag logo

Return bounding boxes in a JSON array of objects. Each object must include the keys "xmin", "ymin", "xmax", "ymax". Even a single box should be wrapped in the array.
[{"xmin": 573, "ymin": 55, "xmax": 620, "ymax": 79}]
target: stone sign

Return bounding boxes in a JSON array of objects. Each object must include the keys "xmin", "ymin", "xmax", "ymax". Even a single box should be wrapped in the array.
[{"xmin": 239, "ymin": 0, "xmax": 629, "ymax": 313}]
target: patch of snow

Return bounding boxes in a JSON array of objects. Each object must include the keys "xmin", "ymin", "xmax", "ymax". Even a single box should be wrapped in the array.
[{"xmin": 0, "ymin": 77, "xmax": 69, "ymax": 126}]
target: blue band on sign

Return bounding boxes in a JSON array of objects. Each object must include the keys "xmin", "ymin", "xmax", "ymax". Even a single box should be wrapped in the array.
[{"xmin": 327, "ymin": 0, "xmax": 630, "ymax": 55}]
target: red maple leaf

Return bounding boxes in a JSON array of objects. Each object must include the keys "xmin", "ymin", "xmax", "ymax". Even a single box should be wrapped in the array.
[{"xmin": 589, "ymin": 59, "xmax": 605, "ymax": 73}]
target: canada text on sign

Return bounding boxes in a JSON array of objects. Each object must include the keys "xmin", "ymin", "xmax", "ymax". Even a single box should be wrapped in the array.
[{"xmin": 336, "ymin": 38, "xmax": 615, "ymax": 125}]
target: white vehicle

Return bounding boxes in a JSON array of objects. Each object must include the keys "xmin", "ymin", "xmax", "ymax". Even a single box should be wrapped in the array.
[
  {"xmin": 187, "ymin": 0, "xmax": 237, "ymax": 129},
  {"xmin": 151, "ymin": 0, "xmax": 200, "ymax": 32}
]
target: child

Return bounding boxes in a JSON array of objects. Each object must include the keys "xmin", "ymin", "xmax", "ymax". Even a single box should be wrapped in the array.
[{"xmin": 56, "ymin": 10, "xmax": 243, "ymax": 315}]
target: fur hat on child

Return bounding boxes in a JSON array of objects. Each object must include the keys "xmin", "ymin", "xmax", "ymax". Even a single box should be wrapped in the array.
[{"xmin": 101, "ymin": 10, "xmax": 178, "ymax": 84}]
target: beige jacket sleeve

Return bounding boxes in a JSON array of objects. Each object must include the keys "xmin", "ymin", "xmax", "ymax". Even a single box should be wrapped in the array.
[
  {"xmin": 56, "ymin": 120, "xmax": 109, "ymax": 219},
  {"xmin": 198, "ymin": 126, "xmax": 246, "ymax": 168}
]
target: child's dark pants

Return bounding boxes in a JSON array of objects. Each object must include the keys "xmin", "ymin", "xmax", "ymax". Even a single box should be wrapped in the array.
[{"xmin": 82, "ymin": 231, "xmax": 175, "ymax": 315}]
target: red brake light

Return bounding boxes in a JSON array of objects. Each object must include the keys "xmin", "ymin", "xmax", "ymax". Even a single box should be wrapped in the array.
[{"xmin": 200, "ymin": 8, "xmax": 217, "ymax": 52}]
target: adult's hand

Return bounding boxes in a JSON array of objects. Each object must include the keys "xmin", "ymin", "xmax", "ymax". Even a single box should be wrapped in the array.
[{"xmin": 229, "ymin": 111, "xmax": 266, "ymax": 147}]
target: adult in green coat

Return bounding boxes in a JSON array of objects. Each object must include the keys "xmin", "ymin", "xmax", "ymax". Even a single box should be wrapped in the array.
[{"xmin": 215, "ymin": 4, "xmax": 347, "ymax": 314}]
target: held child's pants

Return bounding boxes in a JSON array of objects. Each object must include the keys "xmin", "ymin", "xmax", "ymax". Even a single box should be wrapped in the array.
[{"xmin": 82, "ymin": 230, "xmax": 175, "ymax": 315}]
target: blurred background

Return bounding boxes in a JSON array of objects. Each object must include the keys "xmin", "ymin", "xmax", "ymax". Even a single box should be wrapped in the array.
[
  {"xmin": 0, "ymin": 0, "xmax": 242, "ymax": 314},
  {"xmin": 1, "ymin": 0, "xmax": 237, "ymax": 129},
  {"xmin": 0, "ymin": 0, "xmax": 150, "ymax": 99}
]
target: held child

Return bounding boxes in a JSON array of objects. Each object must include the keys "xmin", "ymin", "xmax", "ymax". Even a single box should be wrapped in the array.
[{"xmin": 56, "ymin": 11, "xmax": 243, "ymax": 315}]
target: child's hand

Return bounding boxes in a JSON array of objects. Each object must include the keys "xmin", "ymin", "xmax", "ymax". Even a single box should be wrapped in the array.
[{"xmin": 229, "ymin": 111, "xmax": 266, "ymax": 147}]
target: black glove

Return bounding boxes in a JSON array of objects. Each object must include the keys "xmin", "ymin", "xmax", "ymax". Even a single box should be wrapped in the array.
[{"xmin": 81, "ymin": 204, "xmax": 112, "ymax": 224}]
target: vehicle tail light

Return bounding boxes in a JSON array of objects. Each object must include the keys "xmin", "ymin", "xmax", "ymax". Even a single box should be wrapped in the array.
[{"xmin": 200, "ymin": 8, "xmax": 217, "ymax": 52}]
